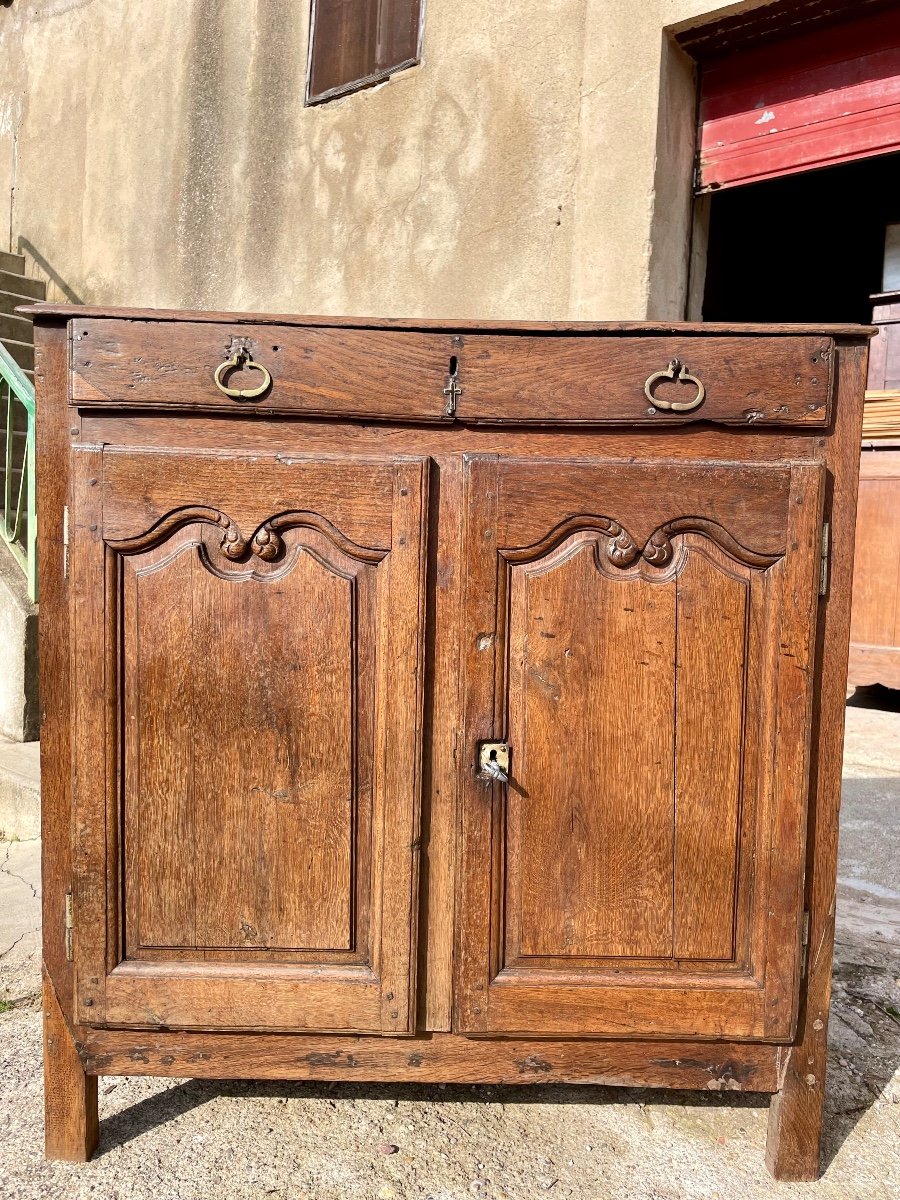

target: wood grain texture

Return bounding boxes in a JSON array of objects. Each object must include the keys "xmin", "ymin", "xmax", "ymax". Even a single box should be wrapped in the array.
[
  {"xmin": 35, "ymin": 320, "xmax": 76, "ymax": 1012},
  {"xmin": 506, "ymin": 533, "xmax": 675, "ymax": 959},
  {"xmin": 43, "ymin": 973, "xmax": 98, "ymax": 1162},
  {"xmin": 70, "ymin": 450, "xmax": 429, "ymax": 1033},
  {"xmin": 848, "ymin": 449, "xmax": 900, "ymax": 687},
  {"xmin": 32, "ymin": 310, "xmax": 869, "ymax": 1177},
  {"xmin": 71, "ymin": 320, "xmax": 456, "ymax": 421},
  {"xmin": 99, "ymin": 448, "xmax": 395, "ymax": 551},
  {"xmin": 122, "ymin": 526, "xmax": 369, "ymax": 955},
  {"xmin": 765, "ymin": 344, "xmax": 869, "ymax": 1182},
  {"xmin": 69, "ymin": 447, "xmax": 109, "ymax": 1022},
  {"xmin": 456, "ymin": 456, "xmax": 824, "ymax": 1040},
  {"xmin": 21, "ymin": 302, "xmax": 877, "ymax": 338},
  {"xmin": 456, "ymin": 335, "xmax": 834, "ymax": 426},
  {"xmin": 70, "ymin": 321, "xmax": 837, "ymax": 428},
  {"xmin": 673, "ymin": 545, "xmax": 748, "ymax": 960},
  {"xmin": 496, "ymin": 460, "xmax": 793, "ymax": 562},
  {"xmin": 847, "ymin": 643, "xmax": 900, "ymax": 688},
  {"xmin": 418, "ymin": 456, "xmax": 464, "ymax": 1031},
  {"xmin": 762, "ymin": 462, "xmax": 826, "ymax": 1042},
  {"xmin": 76, "ymin": 1026, "xmax": 780, "ymax": 1091}
]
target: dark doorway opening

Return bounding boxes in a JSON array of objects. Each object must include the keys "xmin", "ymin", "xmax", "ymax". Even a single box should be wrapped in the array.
[{"xmin": 702, "ymin": 150, "xmax": 900, "ymax": 323}]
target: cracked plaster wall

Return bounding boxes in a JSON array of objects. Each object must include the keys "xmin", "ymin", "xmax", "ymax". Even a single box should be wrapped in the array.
[{"xmin": 0, "ymin": 1, "xmax": 779, "ymax": 319}]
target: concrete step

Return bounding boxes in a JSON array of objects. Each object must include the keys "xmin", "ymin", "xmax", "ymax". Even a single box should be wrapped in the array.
[
  {"xmin": 0, "ymin": 251, "xmax": 25, "ymax": 276},
  {"xmin": 0, "ymin": 340, "xmax": 34, "ymax": 371},
  {"xmin": 0, "ymin": 312, "xmax": 32, "ymax": 343},
  {"xmin": 0, "ymin": 271, "xmax": 45, "ymax": 300},
  {"xmin": 0, "ymin": 739, "xmax": 39, "ymax": 840},
  {"xmin": 0, "ymin": 291, "xmax": 41, "ymax": 317}
]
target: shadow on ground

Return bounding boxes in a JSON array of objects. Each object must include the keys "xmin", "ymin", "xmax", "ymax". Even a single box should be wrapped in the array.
[{"xmin": 94, "ymin": 910, "xmax": 900, "ymax": 1175}]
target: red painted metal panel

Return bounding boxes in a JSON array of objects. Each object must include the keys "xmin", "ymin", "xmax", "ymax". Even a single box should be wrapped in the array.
[{"xmin": 698, "ymin": 9, "xmax": 900, "ymax": 191}]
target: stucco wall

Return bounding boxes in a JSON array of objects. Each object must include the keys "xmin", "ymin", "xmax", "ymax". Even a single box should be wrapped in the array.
[{"xmin": 0, "ymin": 0, "xmax": 778, "ymax": 320}]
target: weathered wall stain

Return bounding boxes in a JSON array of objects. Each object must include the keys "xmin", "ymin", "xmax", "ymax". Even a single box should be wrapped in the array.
[
  {"xmin": 0, "ymin": 1, "xmax": 778, "ymax": 318},
  {"xmin": 176, "ymin": 0, "xmax": 231, "ymax": 309}
]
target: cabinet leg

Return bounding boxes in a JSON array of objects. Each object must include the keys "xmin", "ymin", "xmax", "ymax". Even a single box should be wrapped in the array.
[
  {"xmin": 43, "ymin": 974, "xmax": 99, "ymax": 1162},
  {"xmin": 765, "ymin": 1039, "xmax": 827, "ymax": 1181}
]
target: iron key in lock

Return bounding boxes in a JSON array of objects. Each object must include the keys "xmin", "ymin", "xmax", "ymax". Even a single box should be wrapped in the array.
[{"xmin": 478, "ymin": 741, "xmax": 511, "ymax": 783}]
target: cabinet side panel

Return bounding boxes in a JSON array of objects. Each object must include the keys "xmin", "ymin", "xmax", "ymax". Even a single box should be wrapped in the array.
[
  {"xmin": 37, "ymin": 321, "xmax": 76, "ymax": 1010},
  {"xmin": 848, "ymin": 468, "xmax": 900, "ymax": 648},
  {"xmin": 767, "ymin": 343, "xmax": 869, "ymax": 1179}
]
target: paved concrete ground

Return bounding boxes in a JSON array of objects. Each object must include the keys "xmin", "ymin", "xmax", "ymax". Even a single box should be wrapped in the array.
[
  {"xmin": 0, "ymin": 738, "xmax": 40, "ymax": 841},
  {"xmin": 1, "ymin": 701, "xmax": 897, "ymax": 1199}
]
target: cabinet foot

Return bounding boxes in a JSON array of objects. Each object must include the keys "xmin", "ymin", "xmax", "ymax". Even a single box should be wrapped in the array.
[
  {"xmin": 765, "ymin": 1046, "xmax": 826, "ymax": 1181},
  {"xmin": 43, "ymin": 974, "xmax": 99, "ymax": 1162}
]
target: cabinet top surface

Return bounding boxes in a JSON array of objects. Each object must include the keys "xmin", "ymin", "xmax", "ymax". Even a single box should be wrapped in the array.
[{"xmin": 20, "ymin": 303, "xmax": 876, "ymax": 338}]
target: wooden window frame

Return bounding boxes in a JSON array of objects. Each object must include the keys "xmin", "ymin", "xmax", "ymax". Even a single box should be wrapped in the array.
[{"xmin": 305, "ymin": 0, "xmax": 425, "ymax": 106}]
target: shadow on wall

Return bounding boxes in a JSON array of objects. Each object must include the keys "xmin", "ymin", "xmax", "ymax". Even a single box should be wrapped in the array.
[{"xmin": 15, "ymin": 238, "xmax": 83, "ymax": 305}]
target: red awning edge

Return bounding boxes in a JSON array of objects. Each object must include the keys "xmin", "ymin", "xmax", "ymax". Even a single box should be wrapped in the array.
[{"xmin": 697, "ymin": 9, "xmax": 900, "ymax": 191}]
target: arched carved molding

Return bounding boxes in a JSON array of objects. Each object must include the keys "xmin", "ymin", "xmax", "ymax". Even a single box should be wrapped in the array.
[
  {"xmin": 107, "ymin": 506, "xmax": 386, "ymax": 565},
  {"xmin": 502, "ymin": 513, "xmax": 781, "ymax": 572},
  {"xmin": 503, "ymin": 516, "xmax": 637, "ymax": 567},
  {"xmin": 644, "ymin": 518, "xmax": 780, "ymax": 570}
]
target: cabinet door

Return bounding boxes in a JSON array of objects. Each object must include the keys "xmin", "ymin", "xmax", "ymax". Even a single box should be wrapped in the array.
[
  {"xmin": 70, "ymin": 447, "xmax": 428, "ymax": 1033},
  {"xmin": 456, "ymin": 456, "xmax": 824, "ymax": 1041}
]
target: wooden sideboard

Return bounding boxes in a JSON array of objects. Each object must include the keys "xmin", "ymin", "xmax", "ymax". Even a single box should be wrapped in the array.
[
  {"xmin": 29, "ymin": 307, "xmax": 871, "ymax": 1181},
  {"xmin": 849, "ymin": 291, "xmax": 900, "ymax": 689}
]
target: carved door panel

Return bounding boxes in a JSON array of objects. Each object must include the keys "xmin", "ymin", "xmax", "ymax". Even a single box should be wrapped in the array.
[
  {"xmin": 70, "ymin": 447, "xmax": 428, "ymax": 1033},
  {"xmin": 456, "ymin": 456, "xmax": 825, "ymax": 1040}
]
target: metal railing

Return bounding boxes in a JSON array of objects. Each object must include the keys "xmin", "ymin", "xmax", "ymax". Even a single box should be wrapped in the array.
[{"xmin": 0, "ymin": 341, "xmax": 37, "ymax": 602}]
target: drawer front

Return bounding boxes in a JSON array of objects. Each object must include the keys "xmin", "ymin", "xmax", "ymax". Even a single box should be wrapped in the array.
[
  {"xmin": 455, "ymin": 334, "xmax": 834, "ymax": 426},
  {"xmin": 71, "ymin": 322, "xmax": 834, "ymax": 428},
  {"xmin": 71, "ymin": 319, "xmax": 458, "ymax": 421}
]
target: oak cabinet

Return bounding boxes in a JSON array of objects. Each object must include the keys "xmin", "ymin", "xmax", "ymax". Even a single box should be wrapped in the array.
[
  {"xmin": 31, "ymin": 308, "xmax": 869, "ymax": 1180},
  {"xmin": 456, "ymin": 456, "xmax": 823, "ymax": 1041},
  {"xmin": 70, "ymin": 448, "xmax": 428, "ymax": 1034}
]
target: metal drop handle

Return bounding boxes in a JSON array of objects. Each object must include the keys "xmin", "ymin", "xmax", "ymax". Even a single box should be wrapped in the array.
[
  {"xmin": 213, "ymin": 347, "xmax": 272, "ymax": 399},
  {"xmin": 644, "ymin": 358, "xmax": 705, "ymax": 413}
]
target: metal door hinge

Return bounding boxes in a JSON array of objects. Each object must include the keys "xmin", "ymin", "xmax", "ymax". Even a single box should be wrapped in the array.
[
  {"xmin": 62, "ymin": 505, "xmax": 70, "ymax": 580},
  {"xmin": 800, "ymin": 910, "xmax": 810, "ymax": 978},
  {"xmin": 819, "ymin": 521, "xmax": 830, "ymax": 597},
  {"xmin": 64, "ymin": 890, "xmax": 74, "ymax": 961}
]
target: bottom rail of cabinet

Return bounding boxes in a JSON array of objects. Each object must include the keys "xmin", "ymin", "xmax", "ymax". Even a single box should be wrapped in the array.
[{"xmin": 75, "ymin": 1029, "xmax": 781, "ymax": 1093}]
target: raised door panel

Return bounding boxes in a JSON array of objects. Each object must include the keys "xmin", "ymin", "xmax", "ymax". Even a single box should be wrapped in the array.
[
  {"xmin": 456, "ymin": 456, "xmax": 824, "ymax": 1040},
  {"xmin": 122, "ymin": 523, "xmax": 372, "ymax": 957},
  {"xmin": 70, "ymin": 448, "xmax": 428, "ymax": 1033}
]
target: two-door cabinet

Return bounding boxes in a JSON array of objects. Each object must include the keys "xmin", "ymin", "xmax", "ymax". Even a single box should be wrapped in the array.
[{"xmin": 28, "ymin": 307, "xmax": 871, "ymax": 1181}]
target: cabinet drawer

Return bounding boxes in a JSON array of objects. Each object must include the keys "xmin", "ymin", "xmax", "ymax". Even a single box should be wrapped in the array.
[
  {"xmin": 455, "ymin": 334, "xmax": 834, "ymax": 426},
  {"xmin": 70, "ymin": 320, "xmax": 834, "ymax": 428},
  {"xmin": 70, "ymin": 319, "xmax": 458, "ymax": 421}
]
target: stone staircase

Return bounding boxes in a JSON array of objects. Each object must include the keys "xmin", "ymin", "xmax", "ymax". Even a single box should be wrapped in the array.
[
  {"xmin": 0, "ymin": 249, "xmax": 45, "ymax": 377},
  {"xmin": 0, "ymin": 250, "xmax": 44, "ymax": 838}
]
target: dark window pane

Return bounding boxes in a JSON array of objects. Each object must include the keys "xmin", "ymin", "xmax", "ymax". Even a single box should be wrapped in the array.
[{"xmin": 307, "ymin": 0, "xmax": 423, "ymax": 104}]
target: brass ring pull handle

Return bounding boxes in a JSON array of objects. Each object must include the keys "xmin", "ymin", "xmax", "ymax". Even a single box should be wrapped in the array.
[
  {"xmin": 644, "ymin": 359, "xmax": 705, "ymax": 413},
  {"xmin": 213, "ymin": 349, "xmax": 272, "ymax": 399}
]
